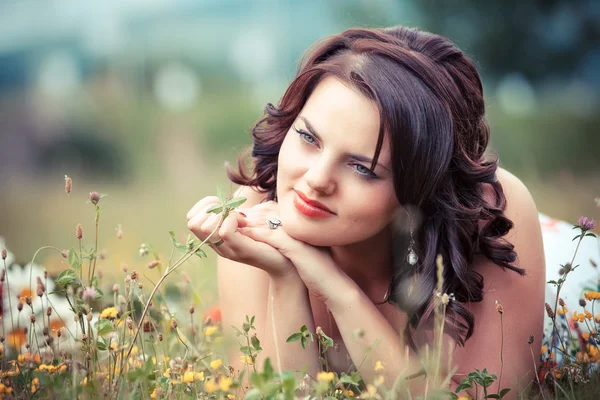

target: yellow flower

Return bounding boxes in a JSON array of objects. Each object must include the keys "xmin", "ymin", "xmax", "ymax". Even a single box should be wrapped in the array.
[
  {"xmin": 205, "ymin": 326, "xmax": 218, "ymax": 337},
  {"xmin": 317, "ymin": 371, "xmax": 335, "ymax": 382},
  {"xmin": 366, "ymin": 384, "xmax": 377, "ymax": 397},
  {"xmin": 374, "ymin": 375, "xmax": 385, "ymax": 386},
  {"xmin": 344, "ymin": 390, "xmax": 355, "ymax": 397},
  {"xmin": 541, "ymin": 345, "xmax": 548, "ymax": 354},
  {"xmin": 204, "ymin": 378, "xmax": 218, "ymax": 393},
  {"xmin": 195, "ymin": 372, "xmax": 205, "ymax": 381},
  {"xmin": 31, "ymin": 377, "xmax": 39, "ymax": 394},
  {"xmin": 557, "ymin": 306, "xmax": 567, "ymax": 315},
  {"xmin": 183, "ymin": 371, "xmax": 195, "ymax": 384},
  {"xmin": 150, "ymin": 388, "xmax": 157, "ymax": 399},
  {"xmin": 585, "ymin": 310, "xmax": 593, "ymax": 320},
  {"xmin": 374, "ymin": 361, "xmax": 385, "ymax": 371},
  {"xmin": 227, "ymin": 395, "xmax": 235, "ymax": 400},
  {"xmin": 457, "ymin": 397, "xmax": 471, "ymax": 400},
  {"xmin": 219, "ymin": 377, "xmax": 233, "ymax": 392},
  {"xmin": 210, "ymin": 359, "xmax": 223, "ymax": 370},
  {"xmin": 240, "ymin": 355, "xmax": 253, "ymax": 365},
  {"xmin": 582, "ymin": 332, "xmax": 590, "ymax": 341},
  {"xmin": 100, "ymin": 307, "xmax": 118, "ymax": 320}
]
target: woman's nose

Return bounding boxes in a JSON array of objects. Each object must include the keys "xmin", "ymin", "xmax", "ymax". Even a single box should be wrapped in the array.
[{"xmin": 304, "ymin": 158, "xmax": 336, "ymax": 195}]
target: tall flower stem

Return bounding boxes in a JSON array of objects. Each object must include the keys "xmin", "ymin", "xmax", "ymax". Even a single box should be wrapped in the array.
[
  {"xmin": 118, "ymin": 214, "xmax": 225, "ymax": 378},
  {"xmin": 3, "ymin": 258, "xmax": 17, "ymax": 356}
]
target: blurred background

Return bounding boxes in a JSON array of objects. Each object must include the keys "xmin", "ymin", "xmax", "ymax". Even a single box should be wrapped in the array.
[{"xmin": 0, "ymin": 0, "xmax": 598, "ymax": 297}]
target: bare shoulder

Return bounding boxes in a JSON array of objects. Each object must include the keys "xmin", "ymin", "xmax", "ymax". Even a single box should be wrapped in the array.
[{"xmin": 452, "ymin": 168, "xmax": 546, "ymax": 391}]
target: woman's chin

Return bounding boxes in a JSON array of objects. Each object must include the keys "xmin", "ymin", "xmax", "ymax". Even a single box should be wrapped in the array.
[{"xmin": 283, "ymin": 221, "xmax": 331, "ymax": 247}]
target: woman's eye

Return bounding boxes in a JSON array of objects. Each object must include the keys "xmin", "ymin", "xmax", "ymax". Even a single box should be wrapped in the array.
[
  {"xmin": 353, "ymin": 164, "xmax": 378, "ymax": 180},
  {"xmin": 295, "ymin": 128, "xmax": 316, "ymax": 145}
]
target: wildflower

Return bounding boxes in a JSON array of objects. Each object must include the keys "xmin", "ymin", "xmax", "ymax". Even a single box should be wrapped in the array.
[
  {"xmin": 195, "ymin": 371, "xmax": 204, "ymax": 381},
  {"xmin": 572, "ymin": 312, "xmax": 585, "ymax": 323},
  {"xmin": 240, "ymin": 355, "xmax": 253, "ymax": 365},
  {"xmin": 578, "ymin": 216, "xmax": 596, "ymax": 231},
  {"xmin": 436, "ymin": 292, "xmax": 455, "ymax": 305},
  {"xmin": 204, "ymin": 378, "xmax": 218, "ymax": 393},
  {"xmin": 495, "ymin": 300, "xmax": 504, "ymax": 314},
  {"xmin": 558, "ymin": 298, "xmax": 565, "ymax": 307},
  {"xmin": 100, "ymin": 307, "xmax": 118, "ymax": 320},
  {"xmin": 82, "ymin": 287, "xmax": 98, "ymax": 302},
  {"xmin": 148, "ymin": 260, "xmax": 160, "ymax": 269},
  {"xmin": 585, "ymin": 310, "xmax": 593, "ymax": 320},
  {"xmin": 31, "ymin": 377, "xmax": 39, "ymax": 393},
  {"xmin": 130, "ymin": 270, "xmax": 138, "ymax": 280},
  {"xmin": 183, "ymin": 370, "xmax": 195, "ymax": 384},
  {"xmin": 189, "ymin": 305, "xmax": 195, "ymax": 314},
  {"xmin": 580, "ymin": 299, "xmax": 587, "ymax": 307},
  {"xmin": 1, "ymin": 248, "xmax": 6, "ymax": 260},
  {"xmin": 374, "ymin": 360, "xmax": 385, "ymax": 371},
  {"xmin": 528, "ymin": 334, "xmax": 534, "ymax": 344},
  {"xmin": 64, "ymin": 175, "xmax": 72, "ymax": 194},
  {"xmin": 219, "ymin": 377, "xmax": 233, "ymax": 392},
  {"xmin": 89, "ymin": 191, "xmax": 101, "ymax": 205},
  {"xmin": 205, "ymin": 326, "xmax": 218, "ymax": 337},
  {"xmin": 30, "ymin": 314, "xmax": 36, "ymax": 324},
  {"xmin": 374, "ymin": 375, "xmax": 385, "ymax": 386},
  {"xmin": 210, "ymin": 359, "xmax": 223, "ymax": 370},
  {"xmin": 541, "ymin": 345, "xmax": 548, "ymax": 354},
  {"xmin": 203, "ymin": 305, "xmax": 222, "ymax": 324},
  {"xmin": 366, "ymin": 384, "xmax": 377, "ymax": 397},
  {"xmin": 171, "ymin": 319, "xmax": 178, "ymax": 330},
  {"xmin": 345, "ymin": 390, "xmax": 355, "ymax": 397},
  {"xmin": 317, "ymin": 371, "xmax": 335, "ymax": 382},
  {"xmin": 545, "ymin": 303, "xmax": 555, "ymax": 319},
  {"xmin": 139, "ymin": 243, "xmax": 149, "ymax": 257},
  {"xmin": 582, "ymin": 332, "xmax": 590, "ymax": 341}
]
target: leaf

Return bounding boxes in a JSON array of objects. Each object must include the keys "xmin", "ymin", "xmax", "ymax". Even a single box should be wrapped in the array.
[
  {"xmin": 340, "ymin": 375, "xmax": 360, "ymax": 387},
  {"xmin": 225, "ymin": 197, "xmax": 247, "ymax": 209},
  {"xmin": 301, "ymin": 337, "xmax": 306, "ymax": 349},
  {"xmin": 69, "ymin": 249, "xmax": 81, "ymax": 270},
  {"xmin": 56, "ymin": 269, "xmax": 78, "ymax": 287},
  {"xmin": 94, "ymin": 319, "xmax": 114, "ymax": 337},
  {"xmin": 250, "ymin": 315, "xmax": 255, "ymax": 327},
  {"xmin": 206, "ymin": 204, "xmax": 223, "ymax": 214},
  {"xmin": 194, "ymin": 248, "xmax": 206, "ymax": 258},
  {"xmin": 251, "ymin": 335, "xmax": 261, "ymax": 351},
  {"xmin": 456, "ymin": 381, "xmax": 472, "ymax": 393},
  {"xmin": 499, "ymin": 388, "xmax": 512, "ymax": 398},
  {"xmin": 91, "ymin": 276, "xmax": 99, "ymax": 288},
  {"xmin": 245, "ymin": 387, "xmax": 261, "ymax": 400},
  {"xmin": 49, "ymin": 289, "xmax": 67, "ymax": 295},
  {"xmin": 586, "ymin": 232, "xmax": 597, "ymax": 238},
  {"xmin": 486, "ymin": 395, "xmax": 501, "ymax": 399},
  {"xmin": 96, "ymin": 338, "xmax": 108, "ymax": 351},
  {"xmin": 286, "ymin": 333, "xmax": 303, "ymax": 343},
  {"xmin": 263, "ymin": 357, "xmax": 274, "ymax": 380},
  {"xmin": 239, "ymin": 346, "xmax": 252, "ymax": 354},
  {"xmin": 547, "ymin": 280, "xmax": 557, "ymax": 285},
  {"xmin": 300, "ymin": 325, "xmax": 308, "ymax": 333},
  {"xmin": 216, "ymin": 184, "xmax": 227, "ymax": 205}
]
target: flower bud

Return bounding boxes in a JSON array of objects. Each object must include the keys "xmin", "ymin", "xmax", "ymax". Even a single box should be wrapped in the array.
[
  {"xmin": 495, "ymin": 300, "xmax": 504, "ymax": 314},
  {"xmin": 86, "ymin": 313, "xmax": 93, "ymax": 322},
  {"xmin": 47, "ymin": 306, "xmax": 52, "ymax": 317},
  {"xmin": 580, "ymin": 299, "xmax": 587, "ymax": 307},
  {"xmin": 189, "ymin": 305, "xmax": 195, "ymax": 314},
  {"xmin": 528, "ymin": 334, "xmax": 534, "ymax": 344},
  {"xmin": 0, "ymin": 269, "xmax": 5, "ymax": 282},
  {"xmin": 130, "ymin": 270, "xmax": 138, "ymax": 281},
  {"xmin": 121, "ymin": 263, "xmax": 128, "ymax": 273},
  {"xmin": 61, "ymin": 250, "xmax": 68, "ymax": 259},
  {"xmin": 147, "ymin": 260, "xmax": 160, "ymax": 269},
  {"xmin": 158, "ymin": 333, "xmax": 163, "ymax": 342},
  {"xmin": 126, "ymin": 317, "xmax": 133, "ymax": 330},
  {"xmin": 137, "ymin": 282, "xmax": 143, "ymax": 289},
  {"xmin": 1, "ymin": 248, "xmax": 6, "ymax": 260},
  {"xmin": 76, "ymin": 224, "xmax": 83, "ymax": 240},
  {"xmin": 25, "ymin": 296, "xmax": 32, "ymax": 306},
  {"xmin": 559, "ymin": 298, "xmax": 565, "ymax": 307},
  {"xmin": 30, "ymin": 314, "xmax": 36, "ymax": 324},
  {"xmin": 545, "ymin": 303, "xmax": 555, "ymax": 319},
  {"xmin": 64, "ymin": 175, "xmax": 72, "ymax": 194},
  {"xmin": 57, "ymin": 328, "xmax": 62, "ymax": 338},
  {"xmin": 42, "ymin": 327, "xmax": 49, "ymax": 336},
  {"xmin": 112, "ymin": 284, "xmax": 120, "ymax": 293},
  {"xmin": 171, "ymin": 319, "xmax": 178, "ymax": 330},
  {"xmin": 17, "ymin": 301, "xmax": 23, "ymax": 312},
  {"xmin": 89, "ymin": 191, "xmax": 101, "ymax": 205}
]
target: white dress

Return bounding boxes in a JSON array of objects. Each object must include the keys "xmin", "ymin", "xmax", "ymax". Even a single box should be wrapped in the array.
[{"xmin": 539, "ymin": 213, "xmax": 600, "ymax": 364}]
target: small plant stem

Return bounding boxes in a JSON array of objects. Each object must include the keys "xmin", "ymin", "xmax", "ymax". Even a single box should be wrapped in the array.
[
  {"xmin": 89, "ymin": 210, "xmax": 100, "ymax": 285},
  {"xmin": 28, "ymin": 246, "xmax": 64, "ymax": 305},
  {"xmin": 119, "ymin": 215, "xmax": 225, "ymax": 374},
  {"xmin": 3, "ymin": 258, "xmax": 18, "ymax": 356},
  {"xmin": 497, "ymin": 312, "xmax": 504, "ymax": 394},
  {"xmin": 269, "ymin": 294, "xmax": 284, "ymax": 381},
  {"xmin": 79, "ymin": 239, "xmax": 83, "ymax": 282}
]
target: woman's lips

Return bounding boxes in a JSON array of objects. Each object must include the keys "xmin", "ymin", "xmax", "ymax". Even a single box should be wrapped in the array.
[{"xmin": 293, "ymin": 191, "xmax": 334, "ymax": 218}]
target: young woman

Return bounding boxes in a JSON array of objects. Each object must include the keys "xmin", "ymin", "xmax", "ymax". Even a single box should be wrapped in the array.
[{"xmin": 187, "ymin": 26, "xmax": 546, "ymax": 397}]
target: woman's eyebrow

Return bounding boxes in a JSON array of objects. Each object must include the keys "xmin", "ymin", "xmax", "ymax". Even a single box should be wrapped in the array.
[{"xmin": 299, "ymin": 116, "xmax": 391, "ymax": 172}]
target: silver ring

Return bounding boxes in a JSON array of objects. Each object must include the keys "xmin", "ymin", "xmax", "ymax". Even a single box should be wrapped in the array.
[
  {"xmin": 210, "ymin": 238, "xmax": 225, "ymax": 248},
  {"xmin": 266, "ymin": 218, "xmax": 282, "ymax": 230}
]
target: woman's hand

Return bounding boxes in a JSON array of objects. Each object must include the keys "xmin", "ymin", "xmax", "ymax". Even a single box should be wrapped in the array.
[
  {"xmin": 186, "ymin": 197, "xmax": 296, "ymax": 278},
  {"xmin": 236, "ymin": 205, "xmax": 353, "ymax": 303}
]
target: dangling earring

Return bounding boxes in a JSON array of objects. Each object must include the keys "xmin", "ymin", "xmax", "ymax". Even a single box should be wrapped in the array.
[{"xmin": 406, "ymin": 213, "xmax": 418, "ymax": 266}]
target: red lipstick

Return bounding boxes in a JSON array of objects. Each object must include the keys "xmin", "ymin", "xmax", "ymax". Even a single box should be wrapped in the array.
[{"xmin": 293, "ymin": 190, "xmax": 334, "ymax": 218}]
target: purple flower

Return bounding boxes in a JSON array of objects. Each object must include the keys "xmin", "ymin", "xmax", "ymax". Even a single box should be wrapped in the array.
[
  {"xmin": 82, "ymin": 287, "xmax": 98, "ymax": 302},
  {"xmin": 578, "ymin": 216, "xmax": 597, "ymax": 231},
  {"xmin": 89, "ymin": 191, "xmax": 101, "ymax": 205}
]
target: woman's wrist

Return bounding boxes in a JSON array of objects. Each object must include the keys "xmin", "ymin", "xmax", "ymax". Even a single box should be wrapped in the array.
[{"xmin": 323, "ymin": 274, "xmax": 361, "ymax": 312}]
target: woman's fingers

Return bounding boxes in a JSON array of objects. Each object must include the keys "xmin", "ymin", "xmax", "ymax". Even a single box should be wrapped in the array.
[{"xmin": 186, "ymin": 196, "xmax": 220, "ymax": 221}]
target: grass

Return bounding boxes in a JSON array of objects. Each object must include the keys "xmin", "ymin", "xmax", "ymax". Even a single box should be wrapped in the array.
[{"xmin": 0, "ymin": 177, "xmax": 598, "ymax": 399}]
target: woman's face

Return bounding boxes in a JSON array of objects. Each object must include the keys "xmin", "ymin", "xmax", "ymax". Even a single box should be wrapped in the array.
[{"xmin": 276, "ymin": 76, "xmax": 401, "ymax": 247}]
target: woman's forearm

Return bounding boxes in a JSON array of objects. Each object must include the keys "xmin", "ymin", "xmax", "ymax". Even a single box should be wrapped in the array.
[
  {"xmin": 325, "ymin": 282, "xmax": 438, "ymax": 393},
  {"xmin": 262, "ymin": 271, "xmax": 320, "ymax": 380}
]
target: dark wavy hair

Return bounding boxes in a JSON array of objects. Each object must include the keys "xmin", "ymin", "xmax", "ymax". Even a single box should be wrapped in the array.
[{"xmin": 227, "ymin": 25, "xmax": 523, "ymax": 351}]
